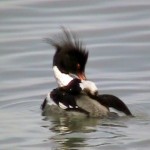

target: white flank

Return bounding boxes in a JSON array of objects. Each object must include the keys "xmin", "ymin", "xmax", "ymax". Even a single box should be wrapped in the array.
[
  {"xmin": 59, "ymin": 102, "xmax": 68, "ymax": 109},
  {"xmin": 53, "ymin": 66, "xmax": 73, "ymax": 87}
]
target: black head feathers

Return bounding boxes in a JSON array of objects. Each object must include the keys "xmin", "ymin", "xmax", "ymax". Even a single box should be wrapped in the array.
[{"xmin": 47, "ymin": 29, "xmax": 88, "ymax": 78}]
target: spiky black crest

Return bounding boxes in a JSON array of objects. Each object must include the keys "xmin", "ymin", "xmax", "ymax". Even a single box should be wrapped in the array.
[{"xmin": 47, "ymin": 28, "xmax": 89, "ymax": 74}]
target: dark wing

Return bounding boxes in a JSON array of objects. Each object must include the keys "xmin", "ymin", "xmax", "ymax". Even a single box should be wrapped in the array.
[
  {"xmin": 50, "ymin": 78, "xmax": 82, "ymax": 109},
  {"xmin": 50, "ymin": 88, "xmax": 78, "ymax": 109},
  {"xmin": 96, "ymin": 94, "xmax": 133, "ymax": 116},
  {"xmin": 49, "ymin": 87, "xmax": 89, "ymax": 115}
]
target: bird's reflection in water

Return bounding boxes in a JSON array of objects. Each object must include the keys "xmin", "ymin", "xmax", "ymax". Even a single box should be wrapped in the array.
[
  {"xmin": 44, "ymin": 115, "xmax": 101, "ymax": 133},
  {"xmin": 42, "ymin": 115, "xmax": 101, "ymax": 149},
  {"xmin": 42, "ymin": 113, "xmax": 127, "ymax": 150}
]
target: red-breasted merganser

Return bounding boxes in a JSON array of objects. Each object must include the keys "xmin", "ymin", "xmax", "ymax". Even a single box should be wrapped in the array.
[{"xmin": 41, "ymin": 29, "xmax": 132, "ymax": 118}]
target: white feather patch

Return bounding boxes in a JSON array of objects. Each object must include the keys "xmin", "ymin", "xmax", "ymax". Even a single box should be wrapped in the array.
[
  {"xmin": 79, "ymin": 83, "xmax": 84, "ymax": 90},
  {"xmin": 53, "ymin": 66, "xmax": 73, "ymax": 87},
  {"xmin": 59, "ymin": 102, "xmax": 68, "ymax": 109},
  {"xmin": 81, "ymin": 80, "xmax": 98, "ymax": 95},
  {"xmin": 46, "ymin": 92, "xmax": 56, "ymax": 106}
]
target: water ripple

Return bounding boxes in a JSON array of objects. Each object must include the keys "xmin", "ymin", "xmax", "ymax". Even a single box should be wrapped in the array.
[{"xmin": 1, "ymin": 0, "xmax": 150, "ymax": 149}]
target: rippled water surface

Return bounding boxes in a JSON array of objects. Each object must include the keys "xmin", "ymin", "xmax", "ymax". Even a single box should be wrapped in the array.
[{"xmin": 1, "ymin": 0, "xmax": 150, "ymax": 149}]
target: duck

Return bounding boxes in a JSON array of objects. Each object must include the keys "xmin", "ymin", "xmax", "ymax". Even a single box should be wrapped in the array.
[{"xmin": 41, "ymin": 29, "xmax": 133, "ymax": 118}]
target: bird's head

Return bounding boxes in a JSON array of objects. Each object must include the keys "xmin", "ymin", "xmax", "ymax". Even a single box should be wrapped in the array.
[{"xmin": 49, "ymin": 29, "xmax": 88, "ymax": 80}]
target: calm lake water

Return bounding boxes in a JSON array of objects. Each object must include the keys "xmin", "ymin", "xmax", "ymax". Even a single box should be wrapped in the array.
[{"xmin": 0, "ymin": 0, "xmax": 150, "ymax": 149}]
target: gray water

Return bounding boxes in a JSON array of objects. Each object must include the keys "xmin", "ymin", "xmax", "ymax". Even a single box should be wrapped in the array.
[{"xmin": 1, "ymin": 0, "xmax": 150, "ymax": 149}]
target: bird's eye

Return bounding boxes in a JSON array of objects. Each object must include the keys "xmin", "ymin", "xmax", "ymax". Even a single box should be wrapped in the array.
[{"xmin": 77, "ymin": 64, "xmax": 80, "ymax": 69}]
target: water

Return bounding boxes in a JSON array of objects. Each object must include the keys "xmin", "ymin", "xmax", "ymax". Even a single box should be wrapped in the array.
[{"xmin": 0, "ymin": 0, "xmax": 150, "ymax": 149}]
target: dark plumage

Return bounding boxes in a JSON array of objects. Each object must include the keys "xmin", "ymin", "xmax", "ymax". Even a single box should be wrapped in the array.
[
  {"xmin": 48, "ymin": 29, "xmax": 88, "ymax": 79},
  {"xmin": 89, "ymin": 94, "xmax": 132, "ymax": 116},
  {"xmin": 50, "ymin": 78, "xmax": 82, "ymax": 109}
]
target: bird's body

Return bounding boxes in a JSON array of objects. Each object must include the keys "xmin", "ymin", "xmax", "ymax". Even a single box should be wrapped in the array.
[{"xmin": 42, "ymin": 29, "xmax": 133, "ymax": 118}]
